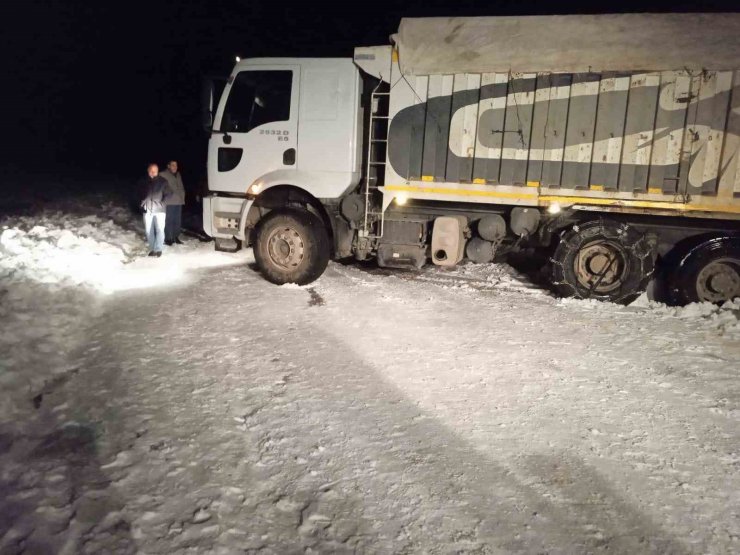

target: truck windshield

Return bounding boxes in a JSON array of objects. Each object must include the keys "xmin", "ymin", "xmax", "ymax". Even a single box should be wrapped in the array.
[{"xmin": 221, "ymin": 70, "xmax": 292, "ymax": 133}]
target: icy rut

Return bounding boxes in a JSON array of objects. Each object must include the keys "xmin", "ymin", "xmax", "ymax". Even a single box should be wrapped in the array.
[{"xmin": 2, "ymin": 242, "xmax": 740, "ymax": 553}]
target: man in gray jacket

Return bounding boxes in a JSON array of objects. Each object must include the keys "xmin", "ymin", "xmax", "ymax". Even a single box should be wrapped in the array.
[{"xmin": 160, "ymin": 160, "xmax": 186, "ymax": 245}]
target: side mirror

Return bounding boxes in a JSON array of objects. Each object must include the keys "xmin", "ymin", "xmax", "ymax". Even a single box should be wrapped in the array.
[{"xmin": 201, "ymin": 78, "xmax": 215, "ymax": 132}]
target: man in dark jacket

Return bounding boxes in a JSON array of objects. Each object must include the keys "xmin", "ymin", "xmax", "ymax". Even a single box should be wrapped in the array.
[
  {"xmin": 139, "ymin": 163, "xmax": 171, "ymax": 257},
  {"xmin": 160, "ymin": 160, "xmax": 186, "ymax": 245}
]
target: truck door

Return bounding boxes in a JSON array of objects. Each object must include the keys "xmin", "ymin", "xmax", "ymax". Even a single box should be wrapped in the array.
[{"xmin": 209, "ymin": 66, "xmax": 300, "ymax": 194}]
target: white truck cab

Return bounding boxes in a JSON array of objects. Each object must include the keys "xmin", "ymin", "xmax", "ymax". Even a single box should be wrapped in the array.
[{"xmin": 203, "ymin": 58, "xmax": 363, "ymax": 250}]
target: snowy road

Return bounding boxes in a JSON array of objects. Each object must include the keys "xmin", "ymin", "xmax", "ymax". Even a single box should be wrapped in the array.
[{"xmin": 2, "ymin": 232, "xmax": 740, "ymax": 553}]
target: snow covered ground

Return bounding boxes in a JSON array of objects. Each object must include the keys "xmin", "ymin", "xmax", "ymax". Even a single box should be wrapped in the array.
[{"xmin": 1, "ymin": 200, "xmax": 739, "ymax": 554}]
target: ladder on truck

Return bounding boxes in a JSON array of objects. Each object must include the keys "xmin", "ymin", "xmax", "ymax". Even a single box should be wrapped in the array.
[{"xmin": 361, "ymin": 80, "xmax": 390, "ymax": 238}]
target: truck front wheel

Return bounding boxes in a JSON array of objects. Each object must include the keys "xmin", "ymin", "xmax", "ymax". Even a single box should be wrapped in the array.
[
  {"xmin": 549, "ymin": 220, "xmax": 655, "ymax": 305},
  {"xmin": 253, "ymin": 209, "xmax": 330, "ymax": 285}
]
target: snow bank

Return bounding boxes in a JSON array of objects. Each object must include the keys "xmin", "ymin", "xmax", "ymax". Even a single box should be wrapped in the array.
[
  {"xmin": 0, "ymin": 204, "xmax": 142, "ymax": 292},
  {"xmin": 639, "ymin": 297, "xmax": 740, "ymax": 337},
  {"xmin": 559, "ymin": 294, "xmax": 739, "ymax": 340}
]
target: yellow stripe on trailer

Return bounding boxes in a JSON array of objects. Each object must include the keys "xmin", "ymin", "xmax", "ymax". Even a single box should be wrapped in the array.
[
  {"xmin": 540, "ymin": 195, "xmax": 740, "ymax": 215},
  {"xmin": 385, "ymin": 184, "xmax": 537, "ymax": 200}
]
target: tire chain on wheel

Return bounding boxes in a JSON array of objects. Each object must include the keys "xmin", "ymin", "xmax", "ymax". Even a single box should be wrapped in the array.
[{"xmin": 549, "ymin": 219, "xmax": 656, "ymax": 304}]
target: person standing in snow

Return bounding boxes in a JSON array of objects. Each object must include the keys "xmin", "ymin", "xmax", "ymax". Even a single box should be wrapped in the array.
[
  {"xmin": 140, "ymin": 163, "xmax": 171, "ymax": 257},
  {"xmin": 160, "ymin": 160, "xmax": 186, "ymax": 246}
]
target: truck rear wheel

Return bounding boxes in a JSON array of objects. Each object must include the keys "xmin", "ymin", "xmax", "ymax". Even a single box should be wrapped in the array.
[
  {"xmin": 665, "ymin": 236, "xmax": 740, "ymax": 305},
  {"xmin": 549, "ymin": 220, "xmax": 655, "ymax": 305},
  {"xmin": 253, "ymin": 209, "xmax": 330, "ymax": 285}
]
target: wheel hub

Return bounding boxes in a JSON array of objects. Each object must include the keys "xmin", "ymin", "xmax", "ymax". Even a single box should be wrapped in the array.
[
  {"xmin": 575, "ymin": 241, "xmax": 628, "ymax": 293},
  {"xmin": 696, "ymin": 259, "xmax": 740, "ymax": 303},
  {"xmin": 266, "ymin": 227, "xmax": 305, "ymax": 270}
]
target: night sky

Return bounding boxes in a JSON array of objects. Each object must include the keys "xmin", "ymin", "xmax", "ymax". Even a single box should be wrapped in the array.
[{"xmin": 3, "ymin": 0, "xmax": 737, "ymax": 187}]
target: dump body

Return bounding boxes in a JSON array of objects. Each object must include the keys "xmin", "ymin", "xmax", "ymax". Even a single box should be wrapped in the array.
[{"xmin": 380, "ymin": 14, "xmax": 740, "ymax": 220}]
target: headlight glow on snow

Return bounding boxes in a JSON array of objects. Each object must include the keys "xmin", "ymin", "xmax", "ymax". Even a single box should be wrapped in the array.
[
  {"xmin": 104, "ymin": 250, "xmax": 250, "ymax": 293},
  {"xmin": 54, "ymin": 247, "xmax": 248, "ymax": 294}
]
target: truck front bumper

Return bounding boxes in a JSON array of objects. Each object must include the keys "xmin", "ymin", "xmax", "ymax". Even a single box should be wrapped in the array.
[{"xmin": 202, "ymin": 195, "xmax": 255, "ymax": 241}]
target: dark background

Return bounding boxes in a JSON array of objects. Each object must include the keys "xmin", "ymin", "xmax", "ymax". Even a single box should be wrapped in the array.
[{"xmin": 2, "ymin": 0, "xmax": 737, "ymax": 193}]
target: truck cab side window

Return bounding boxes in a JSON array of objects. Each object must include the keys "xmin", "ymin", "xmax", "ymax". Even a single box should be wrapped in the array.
[{"xmin": 222, "ymin": 70, "xmax": 292, "ymax": 133}]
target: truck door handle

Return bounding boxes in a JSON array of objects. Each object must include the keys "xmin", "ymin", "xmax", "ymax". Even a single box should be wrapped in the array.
[{"xmin": 283, "ymin": 148, "xmax": 295, "ymax": 165}]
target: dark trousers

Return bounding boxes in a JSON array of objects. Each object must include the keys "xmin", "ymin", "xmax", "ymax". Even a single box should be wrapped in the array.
[{"xmin": 165, "ymin": 204, "xmax": 182, "ymax": 242}]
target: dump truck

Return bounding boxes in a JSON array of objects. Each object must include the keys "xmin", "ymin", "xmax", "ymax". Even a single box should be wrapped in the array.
[{"xmin": 201, "ymin": 13, "xmax": 740, "ymax": 305}]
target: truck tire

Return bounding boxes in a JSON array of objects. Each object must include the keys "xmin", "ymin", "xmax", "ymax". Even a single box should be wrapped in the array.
[
  {"xmin": 253, "ymin": 208, "xmax": 330, "ymax": 285},
  {"xmin": 665, "ymin": 236, "xmax": 740, "ymax": 306},
  {"xmin": 549, "ymin": 220, "xmax": 655, "ymax": 305}
]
